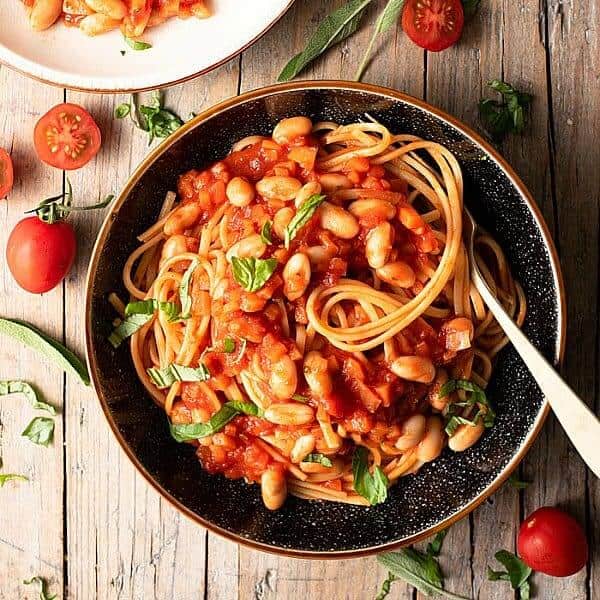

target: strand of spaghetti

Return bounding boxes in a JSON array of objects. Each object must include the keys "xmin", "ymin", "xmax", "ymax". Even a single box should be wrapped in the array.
[
  {"xmin": 123, "ymin": 233, "xmax": 165, "ymax": 299},
  {"xmin": 255, "ymin": 439, "xmax": 307, "ymax": 481}
]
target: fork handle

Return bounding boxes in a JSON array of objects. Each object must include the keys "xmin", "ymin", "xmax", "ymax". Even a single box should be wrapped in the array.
[{"xmin": 474, "ymin": 276, "xmax": 600, "ymax": 478}]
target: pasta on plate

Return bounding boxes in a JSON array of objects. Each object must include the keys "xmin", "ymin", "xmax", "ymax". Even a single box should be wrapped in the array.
[
  {"xmin": 21, "ymin": 0, "xmax": 210, "ymax": 37},
  {"xmin": 109, "ymin": 116, "xmax": 526, "ymax": 510}
]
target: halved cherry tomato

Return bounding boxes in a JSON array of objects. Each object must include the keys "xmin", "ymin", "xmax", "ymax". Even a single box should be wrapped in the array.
[
  {"xmin": 34, "ymin": 103, "xmax": 101, "ymax": 170},
  {"xmin": 0, "ymin": 148, "xmax": 14, "ymax": 198},
  {"xmin": 402, "ymin": 0, "xmax": 464, "ymax": 52},
  {"xmin": 518, "ymin": 507, "xmax": 588, "ymax": 577},
  {"xmin": 6, "ymin": 216, "xmax": 76, "ymax": 293}
]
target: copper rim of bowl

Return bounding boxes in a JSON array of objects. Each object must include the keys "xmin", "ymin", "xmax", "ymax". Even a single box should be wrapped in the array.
[
  {"xmin": 0, "ymin": 1, "xmax": 294, "ymax": 93},
  {"xmin": 85, "ymin": 80, "xmax": 567, "ymax": 559}
]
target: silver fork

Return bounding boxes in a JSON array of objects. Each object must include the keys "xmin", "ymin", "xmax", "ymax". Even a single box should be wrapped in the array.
[{"xmin": 463, "ymin": 207, "xmax": 600, "ymax": 478}]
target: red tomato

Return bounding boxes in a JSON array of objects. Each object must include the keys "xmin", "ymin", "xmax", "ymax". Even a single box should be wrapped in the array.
[
  {"xmin": 402, "ymin": 0, "xmax": 464, "ymax": 52},
  {"xmin": 518, "ymin": 507, "xmax": 588, "ymax": 577},
  {"xmin": 0, "ymin": 148, "xmax": 14, "ymax": 198},
  {"xmin": 6, "ymin": 216, "xmax": 76, "ymax": 293},
  {"xmin": 34, "ymin": 103, "xmax": 101, "ymax": 170}
]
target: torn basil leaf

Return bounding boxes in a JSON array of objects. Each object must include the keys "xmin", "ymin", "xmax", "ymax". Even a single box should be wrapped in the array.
[
  {"xmin": 352, "ymin": 446, "xmax": 388, "ymax": 505},
  {"xmin": 284, "ymin": 194, "xmax": 325, "ymax": 248},
  {"xmin": 179, "ymin": 258, "xmax": 199, "ymax": 318},
  {"xmin": 147, "ymin": 363, "xmax": 211, "ymax": 389},
  {"xmin": 0, "ymin": 473, "xmax": 28, "ymax": 487},
  {"xmin": 302, "ymin": 453, "xmax": 333, "ymax": 467},
  {"xmin": 223, "ymin": 337, "xmax": 236, "ymax": 353},
  {"xmin": 170, "ymin": 404, "xmax": 239, "ymax": 442},
  {"xmin": 260, "ymin": 220, "xmax": 273, "ymax": 245},
  {"xmin": 231, "ymin": 257, "xmax": 278, "ymax": 293},
  {"xmin": 0, "ymin": 381, "xmax": 56, "ymax": 415},
  {"xmin": 109, "ymin": 313, "xmax": 153, "ymax": 349},
  {"xmin": 225, "ymin": 400, "xmax": 262, "ymax": 416},
  {"xmin": 22, "ymin": 417, "xmax": 55, "ymax": 447}
]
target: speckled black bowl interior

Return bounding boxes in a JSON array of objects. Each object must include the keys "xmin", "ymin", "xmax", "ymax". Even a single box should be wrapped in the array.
[{"xmin": 86, "ymin": 83, "xmax": 564, "ymax": 556}]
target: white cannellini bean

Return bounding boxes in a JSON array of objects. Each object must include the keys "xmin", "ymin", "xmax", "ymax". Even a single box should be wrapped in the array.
[{"xmin": 30, "ymin": 0, "xmax": 63, "ymax": 30}]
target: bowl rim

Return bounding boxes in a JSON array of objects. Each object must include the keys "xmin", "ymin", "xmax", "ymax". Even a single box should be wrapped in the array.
[
  {"xmin": 0, "ymin": 0, "xmax": 295, "ymax": 93},
  {"xmin": 85, "ymin": 80, "xmax": 567, "ymax": 559}
]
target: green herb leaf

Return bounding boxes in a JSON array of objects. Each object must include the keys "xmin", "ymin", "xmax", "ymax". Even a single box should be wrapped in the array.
[
  {"xmin": 124, "ymin": 36, "xmax": 152, "ymax": 51},
  {"xmin": 378, "ymin": 550, "xmax": 470, "ymax": 600},
  {"xmin": 109, "ymin": 313, "xmax": 153, "ymax": 349},
  {"xmin": 278, "ymin": 0, "xmax": 372, "ymax": 82},
  {"xmin": 355, "ymin": 0, "xmax": 404, "ymax": 80},
  {"xmin": 302, "ymin": 453, "xmax": 333, "ymax": 467},
  {"xmin": 147, "ymin": 362, "xmax": 210, "ymax": 389},
  {"xmin": 284, "ymin": 194, "xmax": 326, "ymax": 248},
  {"xmin": 231, "ymin": 257, "xmax": 278, "ymax": 293},
  {"xmin": 225, "ymin": 400, "xmax": 262, "ymax": 416},
  {"xmin": 23, "ymin": 576, "xmax": 57, "ymax": 600},
  {"xmin": 0, "ymin": 473, "xmax": 28, "ymax": 487},
  {"xmin": 375, "ymin": 572, "xmax": 397, "ymax": 600},
  {"xmin": 426, "ymin": 529, "xmax": 448, "ymax": 558},
  {"xmin": 128, "ymin": 91, "xmax": 184, "ymax": 144},
  {"xmin": 508, "ymin": 473, "xmax": 530, "ymax": 489},
  {"xmin": 441, "ymin": 379, "xmax": 496, "ymax": 434},
  {"xmin": 115, "ymin": 103, "xmax": 131, "ymax": 119},
  {"xmin": 292, "ymin": 393, "xmax": 309, "ymax": 403},
  {"xmin": 223, "ymin": 337, "xmax": 236, "ymax": 353},
  {"xmin": 462, "ymin": 0, "xmax": 482, "ymax": 19},
  {"xmin": 170, "ymin": 404, "xmax": 239, "ymax": 442},
  {"xmin": 0, "ymin": 318, "xmax": 89, "ymax": 385},
  {"xmin": 22, "ymin": 417, "xmax": 55, "ymax": 447},
  {"xmin": 260, "ymin": 220, "xmax": 273, "ymax": 245},
  {"xmin": 352, "ymin": 446, "xmax": 388, "ymax": 505},
  {"xmin": 0, "ymin": 380, "xmax": 56, "ymax": 415},
  {"xmin": 479, "ymin": 80, "xmax": 532, "ymax": 142},
  {"xmin": 487, "ymin": 550, "xmax": 532, "ymax": 600},
  {"xmin": 179, "ymin": 258, "xmax": 199, "ymax": 319},
  {"xmin": 124, "ymin": 299, "xmax": 179, "ymax": 321}
]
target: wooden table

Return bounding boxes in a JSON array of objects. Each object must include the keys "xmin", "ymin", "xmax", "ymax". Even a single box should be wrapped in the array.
[{"xmin": 0, "ymin": 1, "xmax": 597, "ymax": 598}]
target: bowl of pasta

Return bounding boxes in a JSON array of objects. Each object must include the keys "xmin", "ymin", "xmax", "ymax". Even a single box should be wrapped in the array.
[
  {"xmin": 85, "ymin": 81, "xmax": 565, "ymax": 556},
  {"xmin": 0, "ymin": 0, "xmax": 293, "ymax": 91}
]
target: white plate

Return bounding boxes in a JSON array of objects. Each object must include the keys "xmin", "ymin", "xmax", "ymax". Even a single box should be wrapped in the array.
[{"xmin": 0, "ymin": 1, "xmax": 293, "ymax": 92}]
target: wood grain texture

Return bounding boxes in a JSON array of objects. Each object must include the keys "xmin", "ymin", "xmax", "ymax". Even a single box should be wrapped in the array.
[
  {"xmin": 0, "ymin": 68, "xmax": 64, "ymax": 600},
  {"xmin": 0, "ymin": 0, "xmax": 597, "ymax": 598}
]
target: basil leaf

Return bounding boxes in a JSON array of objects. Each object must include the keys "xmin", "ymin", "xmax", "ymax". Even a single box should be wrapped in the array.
[
  {"xmin": 223, "ymin": 337, "xmax": 236, "ymax": 353},
  {"xmin": 22, "ymin": 417, "xmax": 55, "ymax": 447},
  {"xmin": 487, "ymin": 550, "xmax": 532, "ymax": 600},
  {"xmin": 479, "ymin": 80, "xmax": 532, "ymax": 142},
  {"xmin": 0, "ymin": 473, "xmax": 28, "ymax": 487},
  {"xmin": 231, "ymin": 257, "xmax": 278, "ymax": 293},
  {"xmin": 426, "ymin": 529, "xmax": 447, "ymax": 558},
  {"xmin": 115, "ymin": 103, "xmax": 131, "ymax": 119},
  {"xmin": 0, "ymin": 318, "xmax": 89, "ymax": 385},
  {"xmin": 23, "ymin": 576, "xmax": 57, "ymax": 600},
  {"xmin": 170, "ymin": 404, "xmax": 239, "ymax": 442},
  {"xmin": 278, "ymin": 0, "xmax": 372, "ymax": 82},
  {"xmin": 147, "ymin": 363, "xmax": 210, "ymax": 388},
  {"xmin": 284, "ymin": 194, "xmax": 325, "ymax": 248},
  {"xmin": 109, "ymin": 313, "xmax": 153, "ymax": 348},
  {"xmin": 462, "ymin": 0, "xmax": 482, "ymax": 19},
  {"xmin": 292, "ymin": 393, "xmax": 309, "ymax": 403},
  {"xmin": 129, "ymin": 92, "xmax": 183, "ymax": 144},
  {"xmin": 179, "ymin": 258, "xmax": 199, "ymax": 318},
  {"xmin": 225, "ymin": 400, "xmax": 262, "ymax": 416},
  {"xmin": 260, "ymin": 220, "xmax": 273, "ymax": 245},
  {"xmin": 0, "ymin": 381, "xmax": 56, "ymax": 415},
  {"xmin": 444, "ymin": 414, "xmax": 477, "ymax": 436},
  {"xmin": 352, "ymin": 446, "xmax": 388, "ymax": 505},
  {"xmin": 125, "ymin": 299, "xmax": 179, "ymax": 321},
  {"xmin": 378, "ymin": 550, "xmax": 470, "ymax": 600},
  {"xmin": 355, "ymin": 0, "xmax": 404, "ymax": 80},
  {"xmin": 508, "ymin": 473, "xmax": 530, "ymax": 489},
  {"xmin": 441, "ymin": 379, "xmax": 496, "ymax": 434},
  {"xmin": 124, "ymin": 36, "xmax": 152, "ymax": 51},
  {"xmin": 375, "ymin": 572, "xmax": 397, "ymax": 600},
  {"xmin": 302, "ymin": 453, "xmax": 333, "ymax": 467}
]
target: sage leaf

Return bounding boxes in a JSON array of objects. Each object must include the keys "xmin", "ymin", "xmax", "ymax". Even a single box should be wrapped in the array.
[
  {"xmin": 355, "ymin": 0, "xmax": 404, "ymax": 80},
  {"xmin": 278, "ymin": 0, "xmax": 372, "ymax": 81},
  {"xmin": 0, "ymin": 318, "xmax": 89, "ymax": 385}
]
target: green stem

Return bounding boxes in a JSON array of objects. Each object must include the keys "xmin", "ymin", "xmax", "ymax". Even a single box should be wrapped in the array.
[{"xmin": 355, "ymin": 26, "xmax": 379, "ymax": 81}]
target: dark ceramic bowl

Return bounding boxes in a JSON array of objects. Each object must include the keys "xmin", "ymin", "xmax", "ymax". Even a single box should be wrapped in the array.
[{"xmin": 85, "ymin": 81, "xmax": 565, "ymax": 558}]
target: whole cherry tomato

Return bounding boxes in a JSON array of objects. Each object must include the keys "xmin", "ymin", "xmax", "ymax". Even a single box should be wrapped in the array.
[
  {"xmin": 7, "ymin": 216, "xmax": 76, "ymax": 294},
  {"xmin": 518, "ymin": 506, "xmax": 588, "ymax": 577}
]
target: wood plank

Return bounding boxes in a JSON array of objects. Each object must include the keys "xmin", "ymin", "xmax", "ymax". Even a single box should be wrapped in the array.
[
  {"xmin": 63, "ymin": 62, "xmax": 239, "ymax": 599},
  {"xmin": 0, "ymin": 68, "xmax": 65, "ymax": 600},
  {"xmin": 526, "ymin": 0, "xmax": 598, "ymax": 598},
  {"xmin": 217, "ymin": 2, "xmax": 421, "ymax": 598}
]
